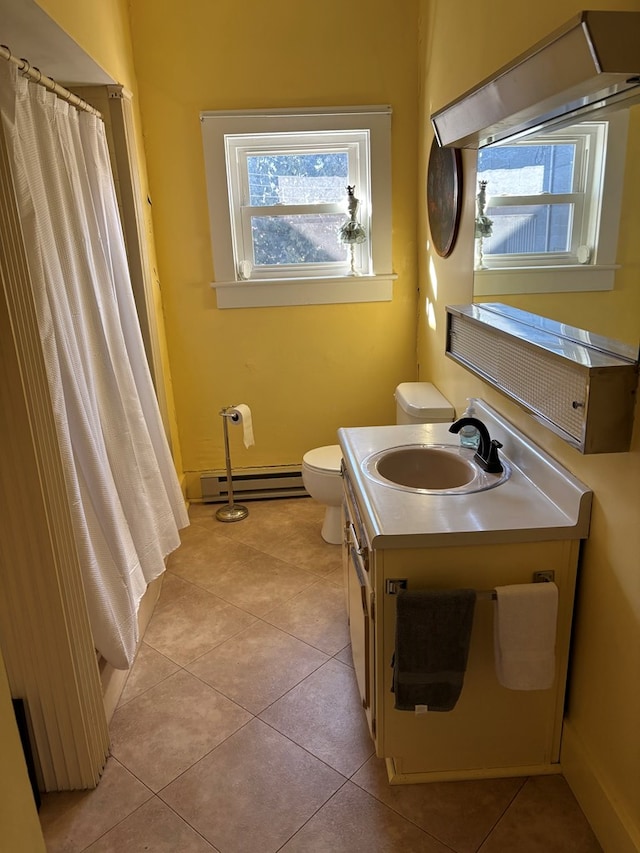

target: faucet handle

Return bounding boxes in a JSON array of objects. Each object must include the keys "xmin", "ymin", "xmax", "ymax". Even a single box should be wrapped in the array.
[{"xmin": 475, "ymin": 439, "xmax": 503, "ymax": 474}]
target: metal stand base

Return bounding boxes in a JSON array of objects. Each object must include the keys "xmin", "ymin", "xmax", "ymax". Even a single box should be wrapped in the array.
[{"xmin": 215, "ymin": 503, "xmax": 249, "ymax": 523}]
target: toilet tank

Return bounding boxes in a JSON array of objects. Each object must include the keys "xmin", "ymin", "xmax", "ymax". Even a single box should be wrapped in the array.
[{"xmin": 395, "ymin": 382, "xmax": 454, "ymax": 424}]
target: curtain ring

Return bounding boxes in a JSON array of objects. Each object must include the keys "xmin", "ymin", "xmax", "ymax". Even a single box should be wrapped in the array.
[
  {"xmin": 19, "ymin": 57, "xmax": 31, "ymax": 75},
  {"xmin": 32, "ymin": 66, "xmax": 43, "ymax": 84}
]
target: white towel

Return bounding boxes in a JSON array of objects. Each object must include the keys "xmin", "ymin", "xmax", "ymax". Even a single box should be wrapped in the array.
[{"xmin": 493, "ymin": 582, "xmax": 558, "ymax": 690}]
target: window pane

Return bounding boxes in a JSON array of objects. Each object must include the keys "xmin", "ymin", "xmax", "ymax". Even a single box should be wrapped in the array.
[
  {"xmin": 251, "ymin": 214, "xmax": 349, "ymax": 265},
  {"xmin": 247, "ymin": 152, "xmax": 349, "ymax": 206},
  {"xmin": 484, "ymin": 204, "xmax": 573, "ymax": 254},
  {"xmin": 478, "ymin": 144, "xmax": 576, "ymax": 195}
]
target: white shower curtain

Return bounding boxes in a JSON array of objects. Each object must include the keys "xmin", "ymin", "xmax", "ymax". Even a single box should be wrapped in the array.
[{"xmin": 0, "ymin": 61, "xmax": 189, "ymax": 670}]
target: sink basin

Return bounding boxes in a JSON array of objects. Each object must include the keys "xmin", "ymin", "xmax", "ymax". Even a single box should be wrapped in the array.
[
  {"xmin": 362, "ymin": 443, "xmax": 510, "ymax": 495},
  {"xmin": 376, "ymin": 446, "xmax": 475, "ymax": 489}
]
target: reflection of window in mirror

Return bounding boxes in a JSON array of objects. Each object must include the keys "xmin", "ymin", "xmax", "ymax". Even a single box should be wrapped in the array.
[{"xmin": 474, "ymin": 111, "xmax": 628, "ymax": 295}]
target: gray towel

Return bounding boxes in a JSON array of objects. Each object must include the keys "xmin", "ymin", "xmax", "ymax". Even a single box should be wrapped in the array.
[{"xmin": 392, "ymin": 588, "xmax": 477, "ymax": 712}]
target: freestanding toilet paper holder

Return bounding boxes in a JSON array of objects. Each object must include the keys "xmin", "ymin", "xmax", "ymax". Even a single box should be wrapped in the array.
[{"xmin": 215, "ymin": 406, "xmax": 249, "ymax": 523}]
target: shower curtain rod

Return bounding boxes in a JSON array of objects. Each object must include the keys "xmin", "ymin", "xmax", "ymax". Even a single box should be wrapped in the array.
[{"xmin": 0, "ymin": 44, "xmax": 102, "ymax": 118}]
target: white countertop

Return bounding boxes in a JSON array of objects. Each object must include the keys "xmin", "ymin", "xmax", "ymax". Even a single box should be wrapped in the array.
[{"xmin": 338, "ymin": 399, "xmax": 593, "ymax": 549}]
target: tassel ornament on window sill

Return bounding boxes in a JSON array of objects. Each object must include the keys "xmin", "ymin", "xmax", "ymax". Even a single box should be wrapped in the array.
[
  {"xmin": 474, "ymin": 179, "xmax": 493, "ymax": 270},
  {"xmin": 338, "ymin": 185, "xmax": 367, "ymax": 275}
]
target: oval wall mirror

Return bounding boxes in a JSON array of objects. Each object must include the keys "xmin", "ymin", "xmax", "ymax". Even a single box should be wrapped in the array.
[{"xmin": 427, "ymin": 137, "xmax": 462, "ymax": 258}]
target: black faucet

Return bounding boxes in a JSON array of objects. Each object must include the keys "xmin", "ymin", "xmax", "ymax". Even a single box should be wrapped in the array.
[{"xmin": 449, "ymin": 417, "xmax": 504, "ymax": 474}]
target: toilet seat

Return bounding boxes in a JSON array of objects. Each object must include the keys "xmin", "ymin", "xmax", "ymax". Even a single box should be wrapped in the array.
[{"xmin": 302, "ymin": 444, "xmax": 342, "ymax": 474}]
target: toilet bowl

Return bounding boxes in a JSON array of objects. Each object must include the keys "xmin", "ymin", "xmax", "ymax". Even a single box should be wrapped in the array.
[
  {"xmin": 301, "ymin": 445, "xmax": 344, "ymax": 544},
  {"xmin": 302, "ymin": 383, "xmax": 454, "ymax": 545}
]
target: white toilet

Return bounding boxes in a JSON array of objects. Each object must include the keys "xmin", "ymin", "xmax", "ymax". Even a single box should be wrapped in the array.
[
  {"xmin": 302, "ymin": 383, "xmax": 454, "ymax": 545},
  {"xmin": 301, "ymin": 444, "xmax": 344, "ymax": 544}
]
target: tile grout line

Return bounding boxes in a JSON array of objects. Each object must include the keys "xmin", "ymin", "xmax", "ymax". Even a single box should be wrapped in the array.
[{"xmin": 475, "ymin": 775, "xmax": 531, "ymax": 852}]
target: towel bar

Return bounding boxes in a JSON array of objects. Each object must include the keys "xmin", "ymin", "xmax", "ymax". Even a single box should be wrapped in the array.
[
  {"xmin": 386, "ymin": 573, "xmax": 553, "ymax": 599},
  {"xmin": 478, "ymin": 590, "xmax": 497, "ymax": 601},
  {"xmin": 385, "ymin": 582, "xmax": 497, "ymax": 599}
]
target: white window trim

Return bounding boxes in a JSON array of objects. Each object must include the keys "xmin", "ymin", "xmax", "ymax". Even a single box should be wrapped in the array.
[
  {"xmin": 201, "ymin": 106, "xmax": 395, "ymax": 308},
  {"xmin": 474, "ymin": 110, "xmax": 628, "ymax": 296},
  {"xmin": 227, "ymin": 132, "xmax": 369, "ymax": 280}
]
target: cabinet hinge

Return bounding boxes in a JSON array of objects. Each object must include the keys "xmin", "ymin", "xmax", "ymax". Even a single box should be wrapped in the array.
[{"xmin": 370, "ymin": 592, "xmax": 375, "ymax": 622}]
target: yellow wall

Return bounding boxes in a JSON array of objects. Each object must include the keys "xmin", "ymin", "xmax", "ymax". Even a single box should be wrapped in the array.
[
  {"xmin": 0, "ymin": 652, "xmax": 45, "ymax": 852},
  {"xmin": 126, "ymin": 0, "xmax": 419, "ymax": 493},
  {"xmin": 418, "ymin": 2, "xmax": 640, "ymax": 850}
]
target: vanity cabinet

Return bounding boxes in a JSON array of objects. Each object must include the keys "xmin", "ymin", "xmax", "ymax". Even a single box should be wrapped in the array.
[
  {"xmin": 344, "ymin": 475, "xmax": 581, "ymax": 784},
  {"xmin": 339, "ymin": 399, "xmax": 592, "ymax": 785},
  {"xmin": 382, "ymin": 542, "xmax": 578, "ymax": 783}
]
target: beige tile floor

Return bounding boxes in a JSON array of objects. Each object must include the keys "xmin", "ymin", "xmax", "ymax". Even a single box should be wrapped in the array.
[{"xmin": 39, "ymin": 497, "xmax": 603, "ymax": 852}]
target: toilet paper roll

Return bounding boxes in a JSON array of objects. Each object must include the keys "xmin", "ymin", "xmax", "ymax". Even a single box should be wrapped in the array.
[{"xmin": 229, "ymin": 404, "xmax": 255, "ymax": 448}]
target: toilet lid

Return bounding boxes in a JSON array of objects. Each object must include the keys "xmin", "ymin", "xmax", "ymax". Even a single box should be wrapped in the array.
[{"xmin": 303, "ymin": 444, "xmax": 343, "ymax": 473}]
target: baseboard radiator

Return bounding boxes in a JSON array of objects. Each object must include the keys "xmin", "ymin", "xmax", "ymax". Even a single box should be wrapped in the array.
[{"xmin": 200, "ymin": 465, "xmax": 308, "ymax": 502}]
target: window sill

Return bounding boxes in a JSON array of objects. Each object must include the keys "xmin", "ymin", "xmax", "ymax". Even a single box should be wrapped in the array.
[
  {"xmin": 210, "ymin": 273, "xmax": 396, "ymax": 308},
  {"xmin": 473, "ymin": 264, "xmax": 619, "ymax": 296}
]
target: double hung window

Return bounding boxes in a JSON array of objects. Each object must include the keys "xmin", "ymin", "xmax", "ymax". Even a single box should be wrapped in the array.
[
  {"xmin": 201, "ymin": 107, "xmax": 393, "ymax": 308},
  {"xmin": 474, "ymin": 112, "xmax": 628, "ymax": 295},
  {"xmin": 226, "ymin": 131, "xmax": 369, "ymax": 280}
]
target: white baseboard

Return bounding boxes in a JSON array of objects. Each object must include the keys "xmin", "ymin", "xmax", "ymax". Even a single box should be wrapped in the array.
[{"xmin": 561, "ymin": 720, "xmax": 640, "ymax": 853}]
